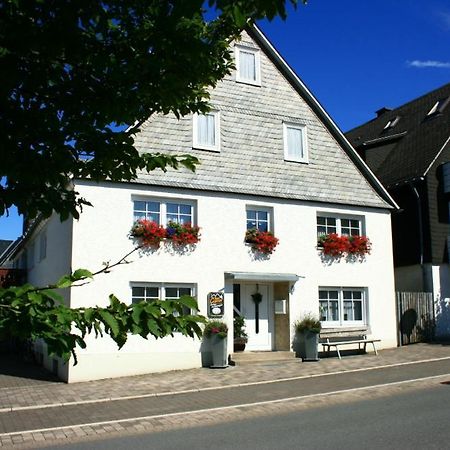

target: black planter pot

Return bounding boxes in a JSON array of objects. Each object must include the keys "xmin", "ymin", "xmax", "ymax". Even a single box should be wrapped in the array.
[
  {"xmin": 233, "ymin": 339, "xmax": 247, "ymax": 352},
  {"xmin": 297, "ymin": 330, "xmax": 319, "ymax": 361}
]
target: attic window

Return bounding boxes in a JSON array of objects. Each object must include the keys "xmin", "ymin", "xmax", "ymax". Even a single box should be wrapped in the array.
[
  {"xmin": 427, "ymin": 97, "xmax": 449, "ymax": 116},
  {"xmin": 235, "ymin": 45, "xmax": 261, "ymax": 86},
  {"xmin": 383, "ymin": 116, "xmax": 400, "ymax": 130}
]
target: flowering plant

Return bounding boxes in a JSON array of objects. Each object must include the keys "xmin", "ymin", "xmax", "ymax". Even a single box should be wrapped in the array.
[
  {"xmin": 204, "ymin": 320, "xmax": 228, "ymax": 339},
  {"xmin": 245, "ymin": 228, "xmax": 279, "ymax": 255},
  {"xmin": 130, "ymin": 219, "xmax": 166, "ymax": 248},
  {"xmin": 130, "ymin": 219, "xmax": 201, "ymax": 249},
  {"xmin": 318, "ymin": 233, "xmax": 371, "ymax": 258},
  {"xmin": 348, "ymin": 235, "xmax": 371, "ymax": 255},
  {"xmin": 165, "ymin": 221, "xmax": 201, "ymax": 246}
]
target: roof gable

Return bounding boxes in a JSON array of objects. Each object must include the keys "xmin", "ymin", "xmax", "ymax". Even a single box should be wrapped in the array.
[{"xmin": 133, "ymin": 25, "xmax": 396, "ymax": 210}]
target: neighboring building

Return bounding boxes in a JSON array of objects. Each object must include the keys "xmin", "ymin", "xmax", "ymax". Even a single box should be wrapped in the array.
[
  {"xmin": 346, "ymin": 83, "xmax": 450, "ymax": 338},
  {"xmin": 0, "ymin": 239, "xmax": 24, "ymax": 287},
  {"xmin": 8, "ymin": 25, "xmax": 398, "ymax": 382},
  {"xmin": 0, "ymin": 240, "xmax": 13, "ymax": 267}
]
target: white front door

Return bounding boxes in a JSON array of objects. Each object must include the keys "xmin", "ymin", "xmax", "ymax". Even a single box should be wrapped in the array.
[{"xmin": 242, "ymin": 284, "xmax": 272, "ymax": 351}]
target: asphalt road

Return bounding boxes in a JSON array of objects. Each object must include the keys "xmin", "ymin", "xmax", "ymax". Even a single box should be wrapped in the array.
[
  {"xmin": 43, "ymin": 382, "xmax": 450, "ymax": 450},
  {"xmin": 2, "ymin": 359, "xmax": 450, "ymax": 435}
]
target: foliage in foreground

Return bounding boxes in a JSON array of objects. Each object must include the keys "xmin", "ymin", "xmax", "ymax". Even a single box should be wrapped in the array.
[
  {"xmin": 0, "ymin": 268, "xmax": 205, "ymax": 364},
  {"xmin": 0, "ymin": 0, "xmax": 304, "ymax": 220}
]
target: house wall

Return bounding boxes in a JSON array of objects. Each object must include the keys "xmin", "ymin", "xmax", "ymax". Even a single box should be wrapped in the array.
[
  {"xmin": 64, "ymin": 180, "xmax": 397, "ymax": 382},
  {"xmin": 14, "ymin": 214, "xmax": 73, "ymax": 380},
  {"xmin": 426, "ymin": 141, "xmax": 450, "ymax": 265},
  {"xmin": 394, "ymin": 265, "xmax": 426, "ymax": 292}
]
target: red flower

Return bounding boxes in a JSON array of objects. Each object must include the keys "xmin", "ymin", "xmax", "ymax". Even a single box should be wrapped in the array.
[
  {"xmin": 130, "ymin": 220, "xmax": 167, "ymax": 248},
  {"xmin": 348, "ymin": 235, "xmax": 372, "ymax": 255},
  {"xmin": 130, "ymin": 220, "xmax": 201, "ymax": 249},
  {"xmin": 318, "ymin": 233, "xmax": 371, "ymax": 258},
  {"xmin": 245, "ymin": 229, "xmax": 279, "ymax": 255}
]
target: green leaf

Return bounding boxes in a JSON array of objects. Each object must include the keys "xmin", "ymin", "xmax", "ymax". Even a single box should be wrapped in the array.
[
  {"xmin": 56, "ymin": 275, "xmax": 73, "ymax": 289},
  {"xmin": 177, "ymin": 295, "xmax": 199, "ymax": 311},
  {"xmin": 72, "ymin": 269, "xmax": 93, "ymax": 281},
  {"xmin": 98, "ymin": 310, "xmax": 120, "ymax": 337}
]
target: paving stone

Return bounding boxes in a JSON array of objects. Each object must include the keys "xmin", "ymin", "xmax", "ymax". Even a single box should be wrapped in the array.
[{"xmin": 0, "ymin": 344, "xmax": 449, "ymax": 447}]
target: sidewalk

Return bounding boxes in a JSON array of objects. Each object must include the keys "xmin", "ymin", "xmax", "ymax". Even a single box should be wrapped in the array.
[
  {"xmin": 1, "ymin": 343, "xmax": 449, "ymax": 411},
  {"xmin": 0, "ymin": 344, "xmax": 449, "ymax": 448}
]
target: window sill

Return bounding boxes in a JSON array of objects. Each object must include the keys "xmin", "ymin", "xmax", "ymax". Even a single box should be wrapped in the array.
[
  {"xmin": 284, "ymin": 157, "xmax": 308, "ymax": 164},
  {"xmin": 192, "ymin": 145, "xmax": 220, "ymax": 153},
  {"xmin": 235, "ymin": 77, "xmax": 261, "ymax": 87}
]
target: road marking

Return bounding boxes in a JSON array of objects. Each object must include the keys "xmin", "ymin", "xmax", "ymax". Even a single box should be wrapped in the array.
[
  {"xmin": 1, "ymin": 355, "xmax": 450, "ymax": 413},
  {"xmin": 0, "ymin": 372, "xmax": 448, "ymax": 438}
]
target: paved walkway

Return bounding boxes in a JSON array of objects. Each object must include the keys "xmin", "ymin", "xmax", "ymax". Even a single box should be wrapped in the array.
[{"xmin": 0, "ymin": 343, "xmax": 449, "ymax": 448}]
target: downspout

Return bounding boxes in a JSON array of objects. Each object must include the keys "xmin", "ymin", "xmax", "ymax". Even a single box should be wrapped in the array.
[{"xmin": 409, "ymin": 179, "xmax": 426, "ymax": 287}]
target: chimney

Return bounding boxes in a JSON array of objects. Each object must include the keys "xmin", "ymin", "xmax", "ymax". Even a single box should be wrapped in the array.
[{"xmin": 375, "ymin": 107, "xmax": 392, "ymax": 118}]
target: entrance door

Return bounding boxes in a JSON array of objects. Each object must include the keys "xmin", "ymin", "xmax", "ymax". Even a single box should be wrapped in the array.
[{"xmin": 241, "ymin": 284, "xmax": 272, "ymax": 351}]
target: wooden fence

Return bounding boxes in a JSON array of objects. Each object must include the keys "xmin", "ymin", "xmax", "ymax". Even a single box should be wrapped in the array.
[{"xmin": 396, "ymin": 291, "xmax": 435, "ymax": 346}]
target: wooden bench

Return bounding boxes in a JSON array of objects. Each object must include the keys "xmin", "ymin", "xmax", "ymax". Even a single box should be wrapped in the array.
[{"xmin": 319, "ymin": 334, "xmax": 380, "ymax": 360}]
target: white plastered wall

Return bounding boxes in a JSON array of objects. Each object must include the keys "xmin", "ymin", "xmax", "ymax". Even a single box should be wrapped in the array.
[
  {"xmin": 18, "ymin": 213, "xmax": 73, "ymax": 380},
  {"xmin": 64, "ymin": 180, "xmax": 396, "ymax": 382}
]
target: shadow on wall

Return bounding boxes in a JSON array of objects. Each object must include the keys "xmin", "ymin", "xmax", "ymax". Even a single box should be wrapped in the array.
[
  {"xmin": 400, "ymin": 309, "xmax": 418, "ymax": 344},
  {"xmin": 400, "ymin": 308, "xmax": 435, "ymax": 344}
]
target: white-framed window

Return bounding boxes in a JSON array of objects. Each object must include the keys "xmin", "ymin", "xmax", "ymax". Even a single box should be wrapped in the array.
[
  {"xmin": 193, "ymin": 111, "xmax": 220, "ymax": 152},
  {"xmin": 133, "ymin": 199, "xmax": 195, "ymax": 225},
  {"xmin": 317, "ymin": 215, "xmax": 363, "ymax": 237},
  {"xmin": 39, "ymin": 232, "xmax": 47, "ymax": 262},
  {"xmin": 319, "ymin": 287, "xmax": 367, "ymax": 327},
  {"xmin": 246, "ymin": 206, "xmax": 271, "ymax": 232},
  {"xmin": 283, "ymin": 122, "xmax": 308, "ymax": 163},
  {"xmin": 235, "ymin": 45, "xmax": 261, "ymax": 86},
  {"xmin": 131, "ymin": 283, "xmax": 195, "ymax": 315}
]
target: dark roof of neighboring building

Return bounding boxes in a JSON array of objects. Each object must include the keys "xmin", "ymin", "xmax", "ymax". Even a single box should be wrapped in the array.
[
  {"xmin": 0, "ymin": 240, "xmax": 13, "ymax": 257},
  {"xmin": 346, "ymin": 83, "xmax": 450, "ymax": 187},
  {"xmin": 0, "ymin": 239, "xmax": 14, "ymax": 266}
]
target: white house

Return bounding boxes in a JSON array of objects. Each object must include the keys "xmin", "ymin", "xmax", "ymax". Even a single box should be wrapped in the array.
[{"xmin": 10, "ymin": 25, "xmax": 398, "ymax": 382}]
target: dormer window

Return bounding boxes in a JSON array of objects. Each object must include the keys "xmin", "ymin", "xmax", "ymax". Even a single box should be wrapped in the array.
[
  {"xmin": 383, "ymin": 116, "xmax": 400, "ymax": 130},
  {"xmin": 427, "ymin": 97, "xmax": 449, "ymax": 116},
  {"xmin": 235, "ymin": 45, "xmax": 261, "ymax": 86}
]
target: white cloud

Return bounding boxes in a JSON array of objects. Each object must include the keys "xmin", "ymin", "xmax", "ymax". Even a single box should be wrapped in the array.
[{"xmin": 407, "ymin": 60, "xmax": 450, "ymax": 69}]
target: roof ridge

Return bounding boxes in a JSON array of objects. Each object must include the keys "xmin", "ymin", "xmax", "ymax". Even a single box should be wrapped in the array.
[{"xmin": 347, "ymin": 81, "xmax": 450, "ymax": 134}]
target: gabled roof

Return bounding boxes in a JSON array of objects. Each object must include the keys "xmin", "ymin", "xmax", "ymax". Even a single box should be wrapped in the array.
[
  {"xmin": 247, "ymin": 26, "xmax": 397, "ymax": 209},
  {"xmin": 133, "ymin": 24, "xmax": 398, "ymax": 210},
  {"xmin": 346, "ymin": 83, "xmax": 450, "ymax": 187}
]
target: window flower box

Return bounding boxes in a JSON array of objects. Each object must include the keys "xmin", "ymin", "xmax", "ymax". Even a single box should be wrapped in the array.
[
  {"xmin": 245, "ymin": 228, "xmax": 279, "ymax": 255},
  {"xmin": 130, "ymin": 219, "xmax": 201, "ymax": 249},
  {"xmin": 318, "ymin": 233, "xmax": 371, "ymax": 258},
  {"xmin": 130, "ymin": 220, "xmax": 167, "ymax": 248},
  {"xmin": 165, "ymin": 221, "xmax": 201, "ymax": 246}
]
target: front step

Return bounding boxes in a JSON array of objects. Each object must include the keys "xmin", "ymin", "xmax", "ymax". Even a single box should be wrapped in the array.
[{"xmin": 231, "ymin": 351, "xmax": 296, "ymax": 366}]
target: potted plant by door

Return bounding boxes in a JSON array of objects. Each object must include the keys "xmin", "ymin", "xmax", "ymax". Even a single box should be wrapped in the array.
[
  {"xmin": 293, "ymin": 313, "xmax": 321, "ymax": 362},
  {"xmin": 204, "ymin": 320, "xmax": 228, "ymax": 368},
  {"xmin": 233, "ymin": 316, "xmax": 248, "ymax": 352}
]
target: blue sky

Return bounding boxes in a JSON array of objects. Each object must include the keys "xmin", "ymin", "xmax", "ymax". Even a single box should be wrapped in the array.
[{"xmin": 1, "ymin": 0, "xmax": 449, "ymax": 241}]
